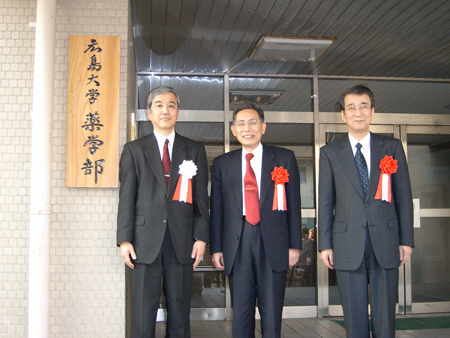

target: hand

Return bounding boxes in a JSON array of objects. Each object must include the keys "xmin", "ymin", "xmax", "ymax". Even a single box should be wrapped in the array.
[
  {"xmin": 320, "ymin": 248, "xmax": 334, "ymax": 270},
  {"xmin": 289, "ymin": 249, "xmax": 300, "ymax": 267},
  {"xmin": 399, "ymin": 245, "xmax": 413, "ymax": 266},
  {"xmin": 212, "ymin": 252, "xmax": 225, "ymax": 270},
  {"xmin": 191, "ymin": 240, "xmax": 206, "ymax": 269},
  {"xmin": 120, "ymin": 241, "xmax": 137, "ymax": 269}
]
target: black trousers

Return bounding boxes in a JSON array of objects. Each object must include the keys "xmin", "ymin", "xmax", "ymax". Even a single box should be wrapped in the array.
[
  {"xmin": 130, "ymin": 227, "xmax": 193, "ymax": 338},
  {"xmin": 336, "ymin": 228, "xmax": 398, "ymax": 338},
  {"xmin": 228, "ymin": 220, "xmax": 287, "ymax": 338}
]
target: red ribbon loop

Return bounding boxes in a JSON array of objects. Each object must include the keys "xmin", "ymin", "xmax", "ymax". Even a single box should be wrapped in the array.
[
  {"xmin": 374, "ymin": 155, "xmax": 398, "ymax": 203},
  {"xmin": 271, "ymin": 166, "xmax": 289, "ymax": 211}
]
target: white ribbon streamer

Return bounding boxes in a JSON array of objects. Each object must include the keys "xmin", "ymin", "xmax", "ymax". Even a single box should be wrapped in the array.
[
  {"xmin": 277, "ymin": 184, "xmax": 284, "ymax": 211},
  {"xmin": 179, "ymin": 175, "xmax": 189, "ymax": 202},
  {"xmin": 382, "ymin": 173, "xmax": 389, "ymax": 202}
]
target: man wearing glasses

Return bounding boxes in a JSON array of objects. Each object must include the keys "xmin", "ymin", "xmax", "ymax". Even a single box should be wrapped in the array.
[
  {"xmin": 210, "ymin": 103, "xmax": 302, "ymax": 338},
  {"xmin": 318, "ymin": 85, "xmax": 414, "ymax": 338}
]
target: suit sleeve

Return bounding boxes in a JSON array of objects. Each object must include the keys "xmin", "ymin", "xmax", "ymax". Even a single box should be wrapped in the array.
[
  {"xmin": 285, "ymin": 150, "xmax": 302, "ymax": 250},
  {"xmin": 117, "ymin": 143, "xmax": 137, "ymax": 245},
  {"xmin": 192, "ymin": 144, "xmax": 210, "ymax": 243},
  {"xmin": 318, "ymin": 146, "xmax": 336, "ymax": 252},
  {"xmin": 392, "ymin": 140, "xmax": 414, "ymax": 247},
  {"xmin": 209, "ymin": 158, "xmax": 224, "ymax": 254}
]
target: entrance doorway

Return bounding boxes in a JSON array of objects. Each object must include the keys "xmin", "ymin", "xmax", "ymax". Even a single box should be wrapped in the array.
[{"xmin": 128, "ymin": 75, "xmax": 450, "ymax": 327}]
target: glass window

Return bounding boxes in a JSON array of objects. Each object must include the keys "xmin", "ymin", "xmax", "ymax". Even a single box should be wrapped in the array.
[
  {"xmin": 319, "ymin": 79, "xmax": 450, "ymax": 115},
  {"xmin": 408, "ymin": 134, "xmax": 450, "ymax": 303},
  {"xmin": 137, "ymin": 75, "xmax": 224, "ymax": 111}
]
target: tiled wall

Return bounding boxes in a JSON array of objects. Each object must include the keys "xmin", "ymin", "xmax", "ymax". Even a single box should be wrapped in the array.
[{"xmin": 0, "ymin": 0, "xmax": 129, "ymax": 336}]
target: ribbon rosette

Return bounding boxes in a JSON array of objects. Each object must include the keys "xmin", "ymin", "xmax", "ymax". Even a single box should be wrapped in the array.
[
  {"xmin": 374, "ymin": 155, "xmax": 398, "ymax": 203},
  {"xmin": 271, "ymin": 166, "xmax": 289, "ymax": 211},
  {"xmin": 173, "ymin": 160, "xmax": 197, "ymax": 203}
]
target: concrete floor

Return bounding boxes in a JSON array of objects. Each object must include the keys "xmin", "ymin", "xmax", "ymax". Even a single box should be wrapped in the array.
[{"xmin": 155, "ymin": 315, "xmax": 450, "ymax": 338}]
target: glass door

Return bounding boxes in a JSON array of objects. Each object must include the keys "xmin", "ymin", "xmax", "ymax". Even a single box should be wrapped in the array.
[{"xmin": 405, "ymin": 126, "xmax": 450, "ymax": 314}]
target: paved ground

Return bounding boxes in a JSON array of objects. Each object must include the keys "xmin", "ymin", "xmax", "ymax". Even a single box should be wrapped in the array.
[{"xmin": 155, "ymin": 315, "xmax": 450, "ymax": 338}]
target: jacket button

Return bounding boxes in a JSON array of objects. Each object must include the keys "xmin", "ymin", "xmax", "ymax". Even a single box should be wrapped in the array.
[
  {"xmin": 236, "ymin": 235, "xmax": 240, "ymax": 240},
  {"xmin": 362, "ymin": 225, "xmax": 366, "ymax": 230},
  {"xmin": 163, "ymin": 220, "xmax": 167, "ymax": 224},
  {"xmin": 365, "ymin": 203, "xmax": 369, "ymax": 207}
]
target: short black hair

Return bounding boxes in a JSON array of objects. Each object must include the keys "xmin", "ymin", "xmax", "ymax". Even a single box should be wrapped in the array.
[
  {"xmin": 338, "ymin": 85, "xmax": 375, "ymax": 111},
  {"xmin": 232, "ymin": 103, "xmax": 264, "ymax": 123}
]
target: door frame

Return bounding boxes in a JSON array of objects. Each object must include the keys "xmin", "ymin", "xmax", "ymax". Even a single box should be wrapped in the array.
[{"xmin": 405, "ymin": 125, "xmax": 450, "ymax": 315}]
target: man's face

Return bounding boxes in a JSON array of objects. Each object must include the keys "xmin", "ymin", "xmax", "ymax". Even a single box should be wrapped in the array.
[
  {"xmin": 231, "ymin": 109, "xmax": 266, "ymax": 152},
  {"xmin": 147, "ymin": 92, "xmax": 179, "ymax": 136},
  {"xmin": 341, "ymin": 93, "xmax": 374, "ymax": 140}
]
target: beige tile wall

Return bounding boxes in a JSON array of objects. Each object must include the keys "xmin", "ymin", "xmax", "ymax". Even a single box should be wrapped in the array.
[{"xmin": 0, "ymin": 0, "xmax": 129, "ymax": 336}]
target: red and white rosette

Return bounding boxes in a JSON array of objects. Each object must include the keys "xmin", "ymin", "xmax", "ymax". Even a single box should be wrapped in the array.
[
  {"xmin": 374, "ymin": 155, "xmax": 398, "ymax": 203},
  {"xmin": 271, "ymin": 166, "xmax": 289, "ymax": 211},
  {"xmin": 173, "ymin": 160, "xmax": 197, "ymax": 204}
]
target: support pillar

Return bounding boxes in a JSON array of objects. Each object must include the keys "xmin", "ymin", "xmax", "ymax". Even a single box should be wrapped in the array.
[{"xmin": 28, "ymin": 0, "xmax": 57, "ymax": 337}]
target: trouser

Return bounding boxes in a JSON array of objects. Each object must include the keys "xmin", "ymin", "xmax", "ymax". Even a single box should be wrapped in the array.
[
  {"xmin": 336, "ymin": 228, "xmax": 398, "ymax": 338},
  {"xmin": 130, "ymin": 227, "xmax": 193, "ymax": 338},
  {"xmin": 228, "ymin": 220, "xmax": 287, "ymax": 338}
]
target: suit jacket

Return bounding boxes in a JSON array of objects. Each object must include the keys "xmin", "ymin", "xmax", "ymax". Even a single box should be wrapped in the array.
[
  {"xmin": 117, "ymin": 132, "xmax": 209, "ymax": 265},
  {"xmin": 210, "ymin": 144, "xmax": 302, "ymax": 275},
  {"xmin": 318, "ymin": 133, "xmax": 414, "ymax": 271}
]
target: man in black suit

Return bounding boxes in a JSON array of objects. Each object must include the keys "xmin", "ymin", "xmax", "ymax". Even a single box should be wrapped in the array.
[
  {"xmin": 210, "ymin": 103, "xmax": 302, "ymax": 338},
  {"xmin": 117, "ymin": 86, "xmax": 209, "ymax": 337},
  {"xmin": 318, "ymin": 85, "xmax": 414, "ymax": 338}
]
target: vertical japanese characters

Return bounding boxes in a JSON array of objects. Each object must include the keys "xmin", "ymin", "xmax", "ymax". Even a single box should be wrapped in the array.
[
  {"xmin": 66, "ymin": 35, "xmax": 120, "ymax": 188},
  {"xmin": 81, "ymin": 39, "xmax": 104, "ymax": 184}
]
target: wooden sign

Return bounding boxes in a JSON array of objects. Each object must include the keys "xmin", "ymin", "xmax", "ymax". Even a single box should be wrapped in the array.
[{"xmin": 66, "ymin": 35, "xmax": 120, "ymax": 187}]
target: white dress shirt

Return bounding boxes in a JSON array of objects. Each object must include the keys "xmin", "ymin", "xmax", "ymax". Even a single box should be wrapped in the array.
[
  {"xmin": 241, "ymin": 143, "xmax": 263, "ymax": 216},
  {"xmin": 349, "ymin": 133, "xmax": 371, "ymax": 178}
]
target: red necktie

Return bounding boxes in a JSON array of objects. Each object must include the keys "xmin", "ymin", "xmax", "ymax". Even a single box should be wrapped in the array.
[
  {"xmin": 162, "ymin": 139, "xmax": 170, "ymax": 187},
  {"xmin": 244, "ymin": 153, "xmax": 260, "ymax": 225}
]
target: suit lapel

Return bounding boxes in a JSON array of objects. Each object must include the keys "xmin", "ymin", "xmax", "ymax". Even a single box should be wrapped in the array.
[
  {"xmin": 260, "ymin": 145, "xmax": 276, "ymax": 208},
  {"xmin": 368, "ymin": 133, "xmax": 387, "ymax": 199},
  {"xmin": 336, "ymin": 137, "xmax": 365, "ymax": 200},
  {"xmin": 145, "ymin": 133, "xmax": 167, "ymax": 193},
  {"xmin": 226, "ymin": 149, "xmax": 243, "ymax": 214},
  {"xmin": 170, "ymin": 133, "xmax": 187, "ymax": 196}
]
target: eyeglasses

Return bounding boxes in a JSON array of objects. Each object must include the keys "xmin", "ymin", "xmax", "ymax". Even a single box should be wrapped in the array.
[
  {"xmin": 345, "ymin": 105, "xmax": 371, "ymax": 112},
  {"xmin": 234, "ymin": 119, "xmax": 260, "ymax": 128}
]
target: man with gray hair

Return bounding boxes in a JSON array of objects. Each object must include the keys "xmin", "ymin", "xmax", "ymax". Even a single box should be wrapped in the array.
[{"xmin": 117, "ymin": 86, "xmax": 209, "ymax": 337}]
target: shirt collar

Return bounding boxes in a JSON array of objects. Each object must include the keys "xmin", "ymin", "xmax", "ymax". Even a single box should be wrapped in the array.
[
  {"xmin": 153, "ymin": 129, "xmax": 175, "ymax": 145},
  {"xmin": 242, "ymin": 143, "xmax": 263, "ymax": 158},
  {"xmin": 348, "ymin": 132, "xmax": 370, "ymax": 151}
]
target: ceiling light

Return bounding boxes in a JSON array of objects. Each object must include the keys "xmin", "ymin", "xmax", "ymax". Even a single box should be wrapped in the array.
[{"xmin": 249, "ymin": 36, "xmax": 335, "ymax": 62}]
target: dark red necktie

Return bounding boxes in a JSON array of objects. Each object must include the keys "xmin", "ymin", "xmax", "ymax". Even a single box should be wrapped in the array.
[
  {"xmin": 244, "ymin": 153, "xmax": 260, "ymax": 225},
  {"xmin": 162, "ymin": 139, "xmax": 170, "ymax": 187}
]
